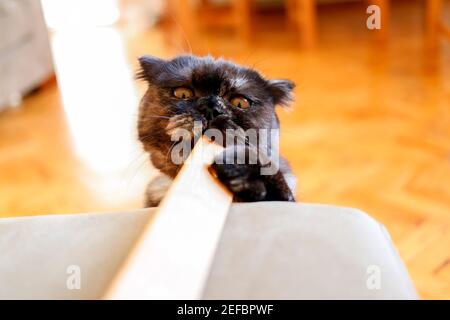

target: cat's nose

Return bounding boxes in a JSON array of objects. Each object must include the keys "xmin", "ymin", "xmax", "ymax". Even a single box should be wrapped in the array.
[{"xmin": 196, "ymin": 96, "xmax": 225, "ymax": 121}]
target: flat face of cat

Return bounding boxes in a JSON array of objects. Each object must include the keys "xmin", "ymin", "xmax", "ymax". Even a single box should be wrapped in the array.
[{"xmin": 137, "ymin": 55, "xmax": 294, "ymax": 177}]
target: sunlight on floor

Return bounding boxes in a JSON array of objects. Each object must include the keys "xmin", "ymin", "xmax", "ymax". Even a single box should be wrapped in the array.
[
  {"xmin": 51, "ymin": 26, "xmax": 154, "ymax": 205},
  {"xmin": 52, "ymin": 28, "xmax": 139, "ymax": 173},
  {"xmin": 41, "ymin": 0, "xmax": 155, "ymax": 205},
  {"xmin": 41, "ymin": 0, "xmax": 120, "ymax": 28}
]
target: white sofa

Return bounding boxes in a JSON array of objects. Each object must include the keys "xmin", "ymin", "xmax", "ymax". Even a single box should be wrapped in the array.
[
  {"xmin": 0, "ymin": 0, "xmax": 53, "ymax": 110},
  {"xmin": 0, "ymin": 202, "xmax": 417, "ymax": 299}
]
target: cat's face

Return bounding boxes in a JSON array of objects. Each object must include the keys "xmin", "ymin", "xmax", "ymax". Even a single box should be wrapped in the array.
[{"xmin": 137, "ymin": 55, "xmax": 294, "ymax": 177}]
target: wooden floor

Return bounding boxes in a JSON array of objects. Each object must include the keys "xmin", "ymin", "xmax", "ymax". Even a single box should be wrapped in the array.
[{"xmin": 0, "ymin": 0, "xmax": 449, "ymax": 298}]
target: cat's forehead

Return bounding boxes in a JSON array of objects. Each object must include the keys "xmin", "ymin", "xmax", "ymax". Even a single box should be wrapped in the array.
[{"xmin": 166, "ymin": 56, "xmax": 267, "ymax": 92}]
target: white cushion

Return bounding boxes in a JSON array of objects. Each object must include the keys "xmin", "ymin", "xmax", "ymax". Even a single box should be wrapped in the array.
[{"xmin": 0, "ymin": 203, "xmax": 417, "ymax": 299}]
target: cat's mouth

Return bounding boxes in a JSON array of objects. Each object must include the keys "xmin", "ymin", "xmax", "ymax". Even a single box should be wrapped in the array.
[{"xmin": 165, "ymin": 113, "xmax": 239, "ymax": 138}]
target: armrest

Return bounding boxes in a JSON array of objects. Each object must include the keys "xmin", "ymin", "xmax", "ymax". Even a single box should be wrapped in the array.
[{"xmin": 0, "ymin": 203, "xmax": 417, "ymax": 299}]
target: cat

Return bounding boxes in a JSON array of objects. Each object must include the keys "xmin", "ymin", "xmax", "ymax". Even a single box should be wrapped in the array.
[{"xmin": 137, "ymin": 55, "xmax": 296, "ymax": 206}]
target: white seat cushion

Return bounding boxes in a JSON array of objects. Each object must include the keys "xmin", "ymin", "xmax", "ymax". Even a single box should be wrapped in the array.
[{"xmin": 0, "ymin": 203, "xmax": 417, "ymax": 299}]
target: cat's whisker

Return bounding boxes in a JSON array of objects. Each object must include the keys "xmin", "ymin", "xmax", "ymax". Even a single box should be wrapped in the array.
[
  {"xmin": 125, "ymin": 151, "xmax": 147, "ymax": 168},
  {"xmin": 166, "ymin": 140, "xmax": 180, "ymax": 160},
  {"xmin": 123, "ymin": 155, "xmax": 151, "ymax": 191},
  {"xmin": 164, "ymin": 11, "xmax": 193, "ymax": 54},
  {"xmin": 143, "ymin": 115, "xmax": 173, "ymax": 120},
  {"xmin": 139, "ymin": 135, "xmax": 158, "ymax": 144}
]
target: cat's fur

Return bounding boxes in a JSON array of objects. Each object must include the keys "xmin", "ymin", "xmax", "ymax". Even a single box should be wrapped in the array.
[{"xmin": 137, "ymin": 55, "xmax": 296, "ymax": 206}]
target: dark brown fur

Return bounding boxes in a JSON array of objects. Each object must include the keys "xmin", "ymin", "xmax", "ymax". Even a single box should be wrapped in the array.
[{"xmin": 137, "ymin": 55, "xmax": 296, "ymax": 206}]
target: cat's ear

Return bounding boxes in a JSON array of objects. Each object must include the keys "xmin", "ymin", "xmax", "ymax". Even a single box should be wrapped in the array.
[
  {"xmin": 268, "ymin": 79, "xmax": 295, "ymax": 107},
  {"xmin": 137, "ymin": 55, "xmax": 166, "ymax": 82}
]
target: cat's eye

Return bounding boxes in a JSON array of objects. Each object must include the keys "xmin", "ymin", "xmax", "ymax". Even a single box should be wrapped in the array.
[
  {"xmin": 173, "ymin": 87, "xmax": 194, "ymax": 100},
  {"xmin": 230, "ymin": 96, "xmax": 250, "ymax": 109}
]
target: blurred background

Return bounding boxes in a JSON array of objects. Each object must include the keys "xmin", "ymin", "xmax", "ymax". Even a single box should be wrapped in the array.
[{"xmin": 0, "ymin": 0, "xmax": 449, "ymax": 298}]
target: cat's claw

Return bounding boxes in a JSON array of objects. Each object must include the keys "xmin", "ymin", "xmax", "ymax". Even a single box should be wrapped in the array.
[
  {"xmin": 211, "ymin": 147, "xmax": 295, "ymax": 202},
  {"xmin": 211, "ymin": 162, "xmax": 268, "ymax": 202}
]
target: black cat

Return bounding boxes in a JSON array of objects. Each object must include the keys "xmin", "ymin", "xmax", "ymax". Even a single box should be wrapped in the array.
[{"xmin": 137, "ymin": 55, "xmax": 296, "ymax": 206}]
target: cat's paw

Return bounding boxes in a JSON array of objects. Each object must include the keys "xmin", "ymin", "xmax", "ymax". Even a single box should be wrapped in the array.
[
  {"xmin": 210, "ymin": 146, "xmax": 267, "ymax": 202},
  {"xmin": 211, "ymin": 146, "xmax": 295, "ymax": 202},
  {"xmin": 211, "ymin": 162, "xmax": 268, "ymax": 202}
]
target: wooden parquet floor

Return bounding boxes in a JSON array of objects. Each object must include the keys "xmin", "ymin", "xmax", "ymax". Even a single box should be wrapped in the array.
[{"xmin": 0, "ymin": 0, "xmax": 449, "ymax": 298}]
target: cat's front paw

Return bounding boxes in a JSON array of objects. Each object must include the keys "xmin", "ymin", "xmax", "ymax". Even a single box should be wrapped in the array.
[
  {"xmin": 210, "ymin": 146, "xmax": 295, "ymax": 202},
  {"xmin": 211, "ymin": 161, "xmax": 268, "ymax": 202}
]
